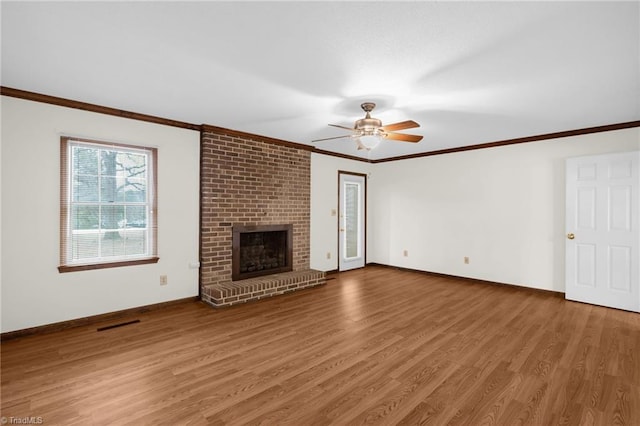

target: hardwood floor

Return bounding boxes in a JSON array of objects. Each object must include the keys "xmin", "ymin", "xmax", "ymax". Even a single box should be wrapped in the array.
[{"xmin": 1, "ymin": 265, "xmax": 639, "ymax": 425}]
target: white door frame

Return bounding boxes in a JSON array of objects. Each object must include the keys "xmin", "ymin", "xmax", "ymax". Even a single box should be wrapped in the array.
[{"xmin": 338, "ymin": 171, "xmax": 367, "ymax": 271}]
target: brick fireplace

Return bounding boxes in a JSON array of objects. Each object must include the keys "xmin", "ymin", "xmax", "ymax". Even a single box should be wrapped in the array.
[{"xmin": 199, "ymin": 126, "xmax": 325, "ymax": 307}]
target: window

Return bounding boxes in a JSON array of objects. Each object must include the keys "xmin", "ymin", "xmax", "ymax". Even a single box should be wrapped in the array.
[
  {"xmin": 343, "ymin": 181, "xmax": 361, "ymax": 259},
  {"xmin": 59, "ymin": 137, "xmax": 158, "ymax": 272}
]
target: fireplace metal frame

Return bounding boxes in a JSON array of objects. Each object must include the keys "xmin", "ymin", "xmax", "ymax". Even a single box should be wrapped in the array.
[{"xmin": 232, "ymin": 224, "xmax": 293, "ymax": 281}]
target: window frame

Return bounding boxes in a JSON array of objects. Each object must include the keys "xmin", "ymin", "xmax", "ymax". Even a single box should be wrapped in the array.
[{"xmin": 59, "ymin": 136, "xmax": 158, "ymax": 273}]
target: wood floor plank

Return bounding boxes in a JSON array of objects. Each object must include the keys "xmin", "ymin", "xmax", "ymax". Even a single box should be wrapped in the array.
[{"xmin": 2, "ymin": 265, "xmax": 639, "ymax": 425}]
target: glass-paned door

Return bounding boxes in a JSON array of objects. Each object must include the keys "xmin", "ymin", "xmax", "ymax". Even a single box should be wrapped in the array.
[{"xmin": 339, "ymin": 173, "xmax": 366, "ymax": 271}]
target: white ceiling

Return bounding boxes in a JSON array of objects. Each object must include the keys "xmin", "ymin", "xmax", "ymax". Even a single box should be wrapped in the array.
[{"xmin": 2, "ymin": 1, "xmax": 639, "ymax": 160}]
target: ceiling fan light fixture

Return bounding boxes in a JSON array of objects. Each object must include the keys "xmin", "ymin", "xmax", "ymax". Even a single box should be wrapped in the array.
[{"xmin": 358, "ymin": 134, "xmax": 382, "ymax": 150}]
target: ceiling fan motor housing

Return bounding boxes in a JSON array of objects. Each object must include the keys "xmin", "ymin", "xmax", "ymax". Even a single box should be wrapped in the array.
[
  {"xmin": 356, "ymin": 103, "xmax": 383, "ymax": 135},
  {"xmin": 355, "ymin": 117, "xmax": 383, "ymax": 134}
]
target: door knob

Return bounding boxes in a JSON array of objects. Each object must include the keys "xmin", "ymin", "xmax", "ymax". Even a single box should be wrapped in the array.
[
  {"xmin": 567, "ymin": 233, "xmax": 575, "ymax": 240},
  {"xmin": 339, "ymin": 228, "xmax": 345, "ymax": 232}
]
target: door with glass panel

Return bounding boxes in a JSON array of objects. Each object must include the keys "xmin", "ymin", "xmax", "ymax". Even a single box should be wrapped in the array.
[{"xmin": 339, "ymin": 172, "xmax": 366, "ymax": 271}]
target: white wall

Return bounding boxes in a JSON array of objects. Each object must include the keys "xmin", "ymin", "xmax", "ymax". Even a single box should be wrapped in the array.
[
  {"xmin": 3, "ymin": 97, "xmax": 637, "ymax": 332},
  {"xmin": 1, "ymin": 97, "xmax": 200, "ymax": 333},
  {"xmin": 368, "ymin": 128, "xmax": 639, "ymax": 292},
  {"xmin": 310, "ymin": 153, "xmax": 372, "ymax": 271}
]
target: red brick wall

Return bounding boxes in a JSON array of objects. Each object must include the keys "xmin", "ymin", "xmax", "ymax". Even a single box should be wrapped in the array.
[{"xmin": 200, "ymin": 127, "xmax": 311, "ymax": 288}]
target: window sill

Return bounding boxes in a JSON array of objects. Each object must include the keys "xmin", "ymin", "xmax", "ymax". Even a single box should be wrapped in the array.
[{"xmin": 58, "ymin": 257, "xmax": 159, "ymax": 273}]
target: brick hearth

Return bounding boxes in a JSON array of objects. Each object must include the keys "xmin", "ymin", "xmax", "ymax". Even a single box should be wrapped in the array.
[
  {"xmin": 200, "ymin": 126, "xmax": 325, "ymax": 307},
  {"xmin": 201, "ymin": 269, "xmax": 325, "ymax": 307}
]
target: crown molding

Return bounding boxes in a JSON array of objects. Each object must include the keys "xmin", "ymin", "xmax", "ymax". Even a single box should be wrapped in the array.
[
  {"xmin": 313, "ymin": 148, "xmax": 370, "ymax": 163},
  {"xmin": 1, "ymin": 86, "xmax": 369, "ymax": 162},
  {"xmin": 1, "ymin": 86, "xmax": 201, "ymax": 131},
  {"xmin": 372, "ymin": 120, "xmax": 640, "ymax": 163},
  {"xmin": 4, "ymin": 86, "xmax": 637, "ymax": 163},
  {"xmin": 201, "ymin": 124, "xmax": 314, "ymax": 152},
  {"xmin": 201, "ymin": 124, "xmax": 370, "ymax": 163}
]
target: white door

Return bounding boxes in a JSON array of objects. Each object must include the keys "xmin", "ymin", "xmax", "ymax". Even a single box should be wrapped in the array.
[
  {"xmin": 565, "ymin": 151, "xmax": 639, "ymax": 312},
  {"xmin": 339, "ymin": 173, "xmax": 366, "ymax": 271}
]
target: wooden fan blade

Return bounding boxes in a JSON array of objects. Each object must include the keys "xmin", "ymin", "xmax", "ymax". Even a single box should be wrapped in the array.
[
  {"xmin": 328, "ymin": 124, "xmax": 356, "ymax": 131},
  {"xmin": 384, "ymin": 132, "xmax": 423, "ymax": 143},
  {"xmin": 379, "ymin": 120, "xmax": 420, "ymax": 132},
  {"xmin": 311, "ymin": 134, "xmax": 353, "ymax": 142}
]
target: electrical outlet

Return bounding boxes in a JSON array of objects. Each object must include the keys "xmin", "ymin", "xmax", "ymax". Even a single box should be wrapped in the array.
[
  {"xmin": 160, "ymin": 275, "xmax": 168, "ymax": 285},
  {"xmin": 403, "ymin": 250, "xmax": 408, "ymax": 257},
  {"xmin": 326, "ymin": 252, "xmax": 331, "ymax": 259},
  {"xmin": 464, "ymin": 257, "xmax": 470, "ymax": 264}
]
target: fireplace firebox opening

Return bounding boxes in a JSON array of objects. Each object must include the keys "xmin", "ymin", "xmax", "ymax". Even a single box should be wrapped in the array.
[{"xmin": 232, "ymin": 224, "xmax": 293, "ymax": 281}]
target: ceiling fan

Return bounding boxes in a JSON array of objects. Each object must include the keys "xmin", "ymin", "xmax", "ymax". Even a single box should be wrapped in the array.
[{"xmin": 312, "ymin": 102, "xmax": 423, "ymax": 150}]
